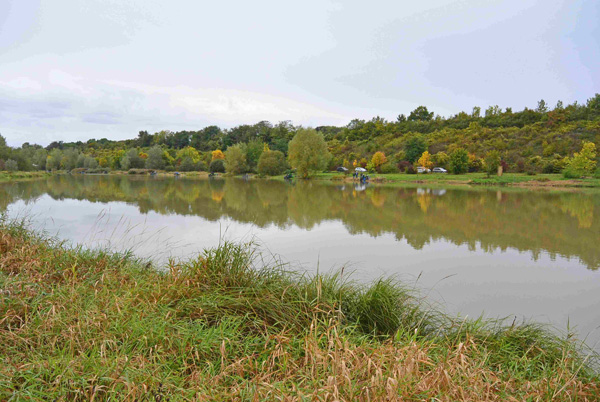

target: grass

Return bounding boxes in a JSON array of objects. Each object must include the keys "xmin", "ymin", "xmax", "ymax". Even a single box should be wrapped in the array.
[
  {"xmin": 312, "ymin": 172, "xmax": 600, "ymax": 188},
  {"xmin": 0, "ymin": 171, "xmax": 49, "ymax": 183},
  {"xmin": 1, "ymin": 217, "xmax": 599, "ymax": 400}
]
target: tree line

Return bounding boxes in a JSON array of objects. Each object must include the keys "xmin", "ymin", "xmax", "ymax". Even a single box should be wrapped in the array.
[{"xmin": 1, "ymin": 94, "xmax": 599, "ymax": 178}]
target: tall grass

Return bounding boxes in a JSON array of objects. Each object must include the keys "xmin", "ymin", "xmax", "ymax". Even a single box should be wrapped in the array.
[{"xmin": 0, "ymin": 217, "xmax": 598, "ymax": 400}]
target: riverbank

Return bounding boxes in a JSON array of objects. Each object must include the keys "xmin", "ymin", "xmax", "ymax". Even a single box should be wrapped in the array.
[
  {"xmin": 312, "ymin": 172, "xmax": 600, "ymax": 188},
  {"xmin": 1, "ymin": 219, "xmax": 598, "ymax": 400},
  {"xmin": 0, "ymin": 171, "xmax": 50, "ymax": 183},
  {"xmin": 4, "ymin": 170, "xmax": 600, "ymax": 190}
]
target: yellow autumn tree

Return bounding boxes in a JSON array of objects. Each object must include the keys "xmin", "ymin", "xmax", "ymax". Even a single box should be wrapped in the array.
[
  {"xmin": 371, "ymin": 152, "xmax": 387, "ymax": 172},
  {"xmin": 211, "ymin": 149, "xmax": 225, "ymax": 161},
  {"xmin": 417, "ymin": 151, "xmax": 433, "ymax": 169}
]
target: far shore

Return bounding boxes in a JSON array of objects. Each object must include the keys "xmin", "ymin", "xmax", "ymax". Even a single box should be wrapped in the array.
[{"xmin": 2, "ymin": 169, "xmax": 600, "ymax": 190}]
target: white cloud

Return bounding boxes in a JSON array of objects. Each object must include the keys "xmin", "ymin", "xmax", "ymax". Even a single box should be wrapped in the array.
[{"xmin": 0, "ymin": 0, "xmax": 597, "ymax": 145}]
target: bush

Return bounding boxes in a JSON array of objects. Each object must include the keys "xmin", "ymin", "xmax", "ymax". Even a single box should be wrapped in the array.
[
  {"xmin": 128, "ymin": 169, "xmax": 150, "ymax": 175},
  {"xmin": 257, "ymin": 150, "xmax": 286, "ymax": 176},
  {"xmin": 397, "ymin": 161, "xmax": 412, "ymax": 173},
  {"xmin": 406, "ymin": 166, "xmax": 417, "ymax": 174},
  {"xmin": 210, "ymin": 159, "xmax": 225, "ymax": 173},
  {"xmin": 449, "ymin": 149, "xmax": 469, "ymax": 174},
  {"xmin": 380, "ymin": 162, "xmax": 399, "ymax": 174},
  {"xmin": 197, "ymin": 160, "xmax": 208, "ymax": 172},
  {"xmin": 562, "ymin": 167, "xmax": 581, "ymax": 179}
]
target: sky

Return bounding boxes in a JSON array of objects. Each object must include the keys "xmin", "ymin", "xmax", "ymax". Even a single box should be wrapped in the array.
[{"xmin": 0, "ymin": 0, "xmax": 598, "ymax": 146}]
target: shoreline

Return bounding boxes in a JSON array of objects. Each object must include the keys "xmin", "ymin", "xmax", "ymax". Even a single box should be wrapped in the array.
[{"xmin": 2, "ymin": 169, "xmax": 600, "ymax": 192}]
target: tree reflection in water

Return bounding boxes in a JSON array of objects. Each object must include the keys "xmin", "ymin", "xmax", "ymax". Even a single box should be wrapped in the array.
[{"xmin": 1, "ymin": 175, "xmax": 599, "ymax": 270}]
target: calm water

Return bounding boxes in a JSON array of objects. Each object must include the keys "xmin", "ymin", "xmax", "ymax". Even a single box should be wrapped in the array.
[{"xmin": 2, "ymin": 175, "xmax": 600, "ymax": 349}]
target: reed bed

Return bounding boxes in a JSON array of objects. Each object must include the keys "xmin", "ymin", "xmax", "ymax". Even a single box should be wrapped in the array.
[{"xmin": 0, "ymin": 217, "xmax": 598, "ymax": 400}]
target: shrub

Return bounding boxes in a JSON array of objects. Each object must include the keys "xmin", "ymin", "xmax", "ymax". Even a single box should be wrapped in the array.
[
  {"xmin": 210, "ymin": 159, "xmax": 225, "ymax": 173},
  {"xmin": 449, "ymin": 149, "xmax": 469, "ymax": 174},
  {"xmin": 484, "ymin": 151, "xmax": 501, "ymax": 176},
  {"xmin": 257, "ymin": 150, "xmax": 286, "ymax": 176},
  {"xmin": 397, "ymin": 161, "xmax": 412, "ymax": 173},
  {"xmin": 380, "ymin": 162, "xmax": 399, "ymax": 174},
  {"xmin": 224, "ymin": 144, "xmax": 248, "ymax": 175},
  {"xmin": 563, "ymin": 141, "xmax": 597, "ymax": 178}
]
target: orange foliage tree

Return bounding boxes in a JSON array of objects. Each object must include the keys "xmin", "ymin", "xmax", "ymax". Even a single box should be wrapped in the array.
[{"xmin": 211, "ymin": 150, "xmax": 225, "ymax": 161}]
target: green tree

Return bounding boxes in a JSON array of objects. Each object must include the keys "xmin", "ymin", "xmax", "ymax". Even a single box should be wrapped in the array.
[
  {"xmin": 257, "ymin": 150, "xmax": 286, "ymax": 176},
  {"xmin": 225, "ymin": 144, "xmax": 247, "ymax": 175},
  {"xmin": 32, "ymin": 149, "xmax": 47, "ymax": 170},
  {"xmin": 405, "ymin": 135, "xmax": 427, "ymax": 163},
  {"xmin": 433, "ymin": 152, "xmax": 449, "ymax": 168},
  {"xmin": 5, "ymin": 159, "xmax": 18, "ymax": 171},
  {"xmin": 84, "ymin": 156, "xmax": 98, "ymax": 169},
  {"xmin": 244, "ymin": 139, "xmax": 263, "ymax": 172},
  {"xmin": 180, "ymin": 157, "xmax": 196, "ymax": 171},
  {"xmin": 287, "ymin": 128, "xmax": 331, "ymax": 178},
  {"xmin": 485, "ymin": 150, "xmax": 501, "ymax": 176},
  {"xmin": 408, "ymin": 106, "xmax": 434, "ymax": 121},
  {"xmin": 564, "ymin": 142, "xmax": 597, "ymax": 178},
  {"xmin": 121, "ymin": 148, "xmax": 144, "ymax": 170},
  {"xmin": 146, "ymin": 145, "xmax": 166, "ymax": 170},
  {"xmin": 46, "ymin": 149, "xmax": 62, "ymax": 170},
  {"xmin": 449, "ymin": 148, "xmax": 469, "ymax": 174},
  {"xmin": 209, "ymin": 159, "xmax": 225, "ymax": 173}
]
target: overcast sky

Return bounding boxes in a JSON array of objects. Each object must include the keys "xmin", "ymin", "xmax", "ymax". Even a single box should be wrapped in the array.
[{"xmin": 0, "ymin": 0, "xmax": 598, "ymax": 146}]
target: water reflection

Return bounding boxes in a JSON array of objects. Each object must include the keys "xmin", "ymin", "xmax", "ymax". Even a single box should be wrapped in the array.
[{"xmin": 1, "ymin": 175, "xmax": 599, "ymax": 270}]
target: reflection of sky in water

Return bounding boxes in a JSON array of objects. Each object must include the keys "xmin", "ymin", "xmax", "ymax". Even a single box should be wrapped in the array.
[{"xmin": 6, "ymin": 194, "xmax": 600, "ymax": 351}]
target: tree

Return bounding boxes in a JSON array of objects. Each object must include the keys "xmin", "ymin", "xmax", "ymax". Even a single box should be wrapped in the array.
[
  {"xmin": 137, "ymin": 131, "xmax": 153, "ymax": 147},
  {"xmin": 433, "ymin": 152, "xmax": 449, "ymax": 168},
  {"xmin": 211, "ymin": 150, "xmax": 225, "ymax": 161},
  {"xmin": 224, "ymin": 144, "xmax": 247, "ymax": 175},
  {"xmin": 209, "ymin": 159, "xmax": 225, "ymax": 173},
  {"xmin": 121, "ymin": 148, "xmax": 144, "ymax": 170},
  {"xmin": 417, "ymin": 151, "xmax": 433, "ymax": 170},
  {"xmin": 146, "ymin": 145, "xmax": 166, "ymax": 170},
  {"xmin": 564, "ymin": 142, "xmax": 597, "ymax": 178},
  {"xmin": 371, "ymin": 152, "xmax": 387, "ymax": 172},
  {"xmin": 485, "ymin": 150, "xmax": 501, "ymax": 176},
  {"xmin": 5, "ymin": 159, "xmax": 18, "ymax": 171},
  {"xmin": 449, "ymin": 148, "xmax": 469, "ymax": 174},
  {"xmin": 180, "ymin": 157, "xmax": 196, "ymax": 171},
  {"xmin": 408, "ymin": 106, "xmax": 434, "ymax": 121},
  {"xmin": 244, "ymin": 139, "xmax": 263, "ymax": 172},
  {"xmin": 536, "ymin": 99, "xmax": 548, "ymax": 114},
  {"xmin": 257, "ymin": 150, "xmax": 286, "ymax": 176},
  {"xmin": 0, "ymin": 134, "xmax": 9, "ymax": 161},
  {"xmin": 405, "ymin": 135, "xmax": 427, "ymax": 163},
  {"xmin": 84, "ymin": 156, "xmax": 98, "ymax": 169},
  {"xmin": 287, "ymin": 128, "xmax": 331, "ymax": 178},
  {"xmin": 176, "ymin": 146, "xmax": 201, "ymax": 164}
]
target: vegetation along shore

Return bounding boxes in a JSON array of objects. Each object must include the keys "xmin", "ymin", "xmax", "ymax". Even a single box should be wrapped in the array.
[
  {"xmin": 1, "ymin": 96, "xmax": 599, "ymax": 185},
  {"xmin": 0, "ymin": 217, "xmax": 599, "ymax": 400}
]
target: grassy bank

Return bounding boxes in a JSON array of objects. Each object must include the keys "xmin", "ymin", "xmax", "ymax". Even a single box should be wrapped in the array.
[
  {"xmin": 0, "ymin": 171, "xmax": 50, "ymax": 183},
  {"xmin": 0, "ymin": 219, "xmax": 598, "ymax": 400},
  {"xmin": 312, "ymin": 172, "xmax": 600, "ymax": 188}
]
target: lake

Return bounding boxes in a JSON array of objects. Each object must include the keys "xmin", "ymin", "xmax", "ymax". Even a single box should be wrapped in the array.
[{"xmin": 2, "ymin": 175, "xmax": 600, "ymax": 350}]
